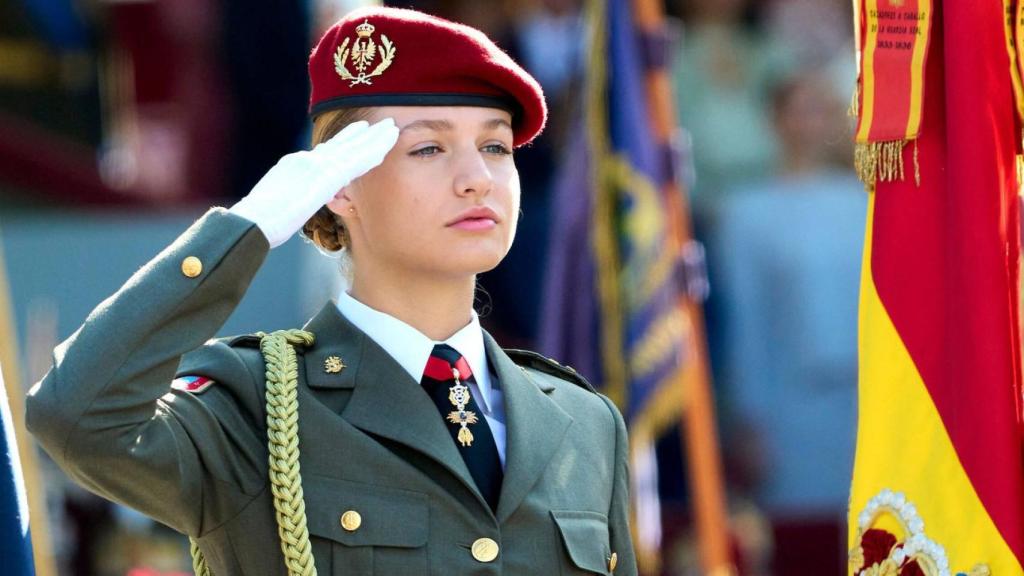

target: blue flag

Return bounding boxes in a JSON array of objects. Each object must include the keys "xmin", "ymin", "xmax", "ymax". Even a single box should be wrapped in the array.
[
  {"xmin": 1, "ymin": 367, "xmax": 35, "ymax": 575},
  {"xmin": 540, "ymin": 0, "xmax": 688, "ymax": 571},
  {"xmin": 18, "ymin": 0, "xmax": 89, "ymax": 50}
]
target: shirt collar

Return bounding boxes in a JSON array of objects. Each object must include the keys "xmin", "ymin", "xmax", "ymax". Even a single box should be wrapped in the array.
[{"xmin": 335, "ymin": 290, "xmax": 493, "ymax": 412}]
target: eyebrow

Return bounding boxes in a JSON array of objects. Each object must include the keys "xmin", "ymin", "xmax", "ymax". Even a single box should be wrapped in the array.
[{"xmin": 399, "ymin": 118, "xmax": 513, "ymax": 133}]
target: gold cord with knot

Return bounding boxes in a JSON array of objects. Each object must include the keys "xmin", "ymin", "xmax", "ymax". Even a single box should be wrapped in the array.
[{"xmin": 190, "ymin": 329, "xmax": 318, "ymax": 576}]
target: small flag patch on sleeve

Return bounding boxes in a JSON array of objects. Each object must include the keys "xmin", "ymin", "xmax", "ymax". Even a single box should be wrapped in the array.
[{"xmin": 171, "ymin": 375, "xmax": 215, "ymax": 394}]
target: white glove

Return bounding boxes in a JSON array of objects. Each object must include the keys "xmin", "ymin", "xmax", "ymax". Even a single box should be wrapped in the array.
[{"xmin": 230, "ymin": 118, "xmax": 399, "ymax": 248}]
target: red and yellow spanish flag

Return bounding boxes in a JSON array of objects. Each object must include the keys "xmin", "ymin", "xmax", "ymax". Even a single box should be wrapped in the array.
[{"xmin": 849, "ymin": 0, "xmax": 1024, "ymax": 574}]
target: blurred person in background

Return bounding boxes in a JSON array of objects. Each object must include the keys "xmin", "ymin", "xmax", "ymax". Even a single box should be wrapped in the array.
[
  {"xmin": 703, "ymin": 68, "xmax": 864, "ymax": 573},
  {"xmin": 761, "ymin": 0, "xmax": 858, "ymax": 183},
  {"xmin": 24, "ymin": 7, "xmax": 637, "ymax": 575},
  {"xmin": 764, "ymin": 0, "xmax": 852, "ymax": 68},
  {"xmin": 669, "ymin": 0, "xmax": 789, "ymax": 207}
]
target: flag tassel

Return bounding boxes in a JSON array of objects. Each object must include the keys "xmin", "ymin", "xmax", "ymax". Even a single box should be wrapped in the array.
[{"xmin": 855, "ymin": 139, "xmax": 921, "ymax": 187}]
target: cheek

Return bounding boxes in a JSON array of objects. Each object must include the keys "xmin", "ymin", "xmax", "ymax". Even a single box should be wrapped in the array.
[
  {"xmin": 511, "ymin": 177, "xmax": 521, "ymax": 214},
  {"xmin": 500, "ymin": 167, "xmax": 521, "ymax": 242},
  {"xmin": 359, "ymin": 170, "xmax": 439, "ymax": 242},
  {"xmin": 502, "ymin": 166, "xmax": 521, "ymax": 212}
]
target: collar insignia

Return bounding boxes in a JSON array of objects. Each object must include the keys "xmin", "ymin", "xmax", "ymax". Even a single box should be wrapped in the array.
[{"xmin": 324, "ymin": 355, "xmax": 346, "ymax": 374}]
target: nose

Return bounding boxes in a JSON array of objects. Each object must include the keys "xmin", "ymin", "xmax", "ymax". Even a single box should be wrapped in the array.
[{"xmin": 452, "ymin": 149, "xmax": 494, "ymax": 198}]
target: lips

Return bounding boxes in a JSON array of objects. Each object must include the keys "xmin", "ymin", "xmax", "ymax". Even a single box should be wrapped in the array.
[{"xmin": 446, "ymin": 206, "xmax": 500, "ymax": 230}]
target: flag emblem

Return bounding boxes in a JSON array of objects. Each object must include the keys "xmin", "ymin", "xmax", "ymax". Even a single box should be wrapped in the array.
[
  {"xmin": 849, "ymin": 490, "xmax": 990, "ymax": 576},
  {"xmin": 171, "ymin": 375, "xmax": 215, "ymax": 394}
]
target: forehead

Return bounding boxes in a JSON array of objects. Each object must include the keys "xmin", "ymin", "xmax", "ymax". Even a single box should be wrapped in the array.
[{"xmin": 365, "ymin": 106, "xmax": 513, "ymax": 129}]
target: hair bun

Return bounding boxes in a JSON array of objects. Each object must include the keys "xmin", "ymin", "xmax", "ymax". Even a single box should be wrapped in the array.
[{"xmin": 302, "ymin": 207, "xmax": 346, "ymax": 252}]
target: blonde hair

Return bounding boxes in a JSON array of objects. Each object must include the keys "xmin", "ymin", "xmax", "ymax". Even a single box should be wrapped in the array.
[{"xmin": 301, "ymin": 107, "xmax": 372, "ymax": 253}]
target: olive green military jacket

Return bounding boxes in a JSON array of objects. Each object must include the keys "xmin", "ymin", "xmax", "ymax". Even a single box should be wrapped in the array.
[{"xmin": 25, "ymin": 208, "xmax": 637, "ymax": 576}]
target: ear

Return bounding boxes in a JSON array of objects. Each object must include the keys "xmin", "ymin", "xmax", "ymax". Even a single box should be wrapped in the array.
[{"xmin": 325, "ymin": 183, "xmax": 356, "ymax": 217}]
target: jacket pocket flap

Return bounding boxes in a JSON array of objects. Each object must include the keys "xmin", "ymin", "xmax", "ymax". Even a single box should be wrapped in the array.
[
  {"xmin": 551, "ymin": 510, "xmax": 610, "ymax": 574},
  {"xmin": 304, "ymin": 474, "xmax": 429, "ymax": 548}
]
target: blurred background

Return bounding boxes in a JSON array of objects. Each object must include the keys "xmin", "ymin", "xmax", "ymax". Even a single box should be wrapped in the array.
[{"xmin": 0, "ymin": 0, "xmax": 863, "ymax": 573}]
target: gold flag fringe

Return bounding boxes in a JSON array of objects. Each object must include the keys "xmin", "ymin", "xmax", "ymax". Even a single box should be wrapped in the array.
[
  {"xmin": 913, "ymin": 139, "xmax": 920, "ymax": 186},
  {"xmin": 1016, "ymin": 154, "xmax": 1024, "ymax": 195},
  {"xmin": 848, "ymin": 80, "xmax": 860, "ymax": 118},
  {"xmin": 854, "ymin": 139, "xmax": 921, "ymax": 187},
  {"xmin": 1017, "ymin": 129, "xmax": 1024, "ymax": 196}
]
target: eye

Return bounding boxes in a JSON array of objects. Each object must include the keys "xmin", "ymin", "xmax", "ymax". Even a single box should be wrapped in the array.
[
  {"xmin": 411, "ymin": 145, "xmax": 442, "ymax": 157},
  {"xmin": 482, "ymin": 143, "xmax": 512, "ymax": 155}
]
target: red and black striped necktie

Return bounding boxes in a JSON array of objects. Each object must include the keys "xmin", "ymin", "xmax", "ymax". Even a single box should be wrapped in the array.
[{"xmin": 421, "ymin": 344, "xmax": 503, "ymax": 511}]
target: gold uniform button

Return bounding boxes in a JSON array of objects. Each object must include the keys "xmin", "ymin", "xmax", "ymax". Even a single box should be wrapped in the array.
[
  {"xmin": 471, "ymin": 538, "xmax": 499, "ymax": 563},
  {"xmin": 340, "ymin": 510, "xmax": 362, "ymax": 532},
  {"xmin": 609, "ymin": 552, "xmax": 618, "ymax": 572},
  {"xmin": 181, "ymin": 256, "xmax": 203, "ymax": 278}
]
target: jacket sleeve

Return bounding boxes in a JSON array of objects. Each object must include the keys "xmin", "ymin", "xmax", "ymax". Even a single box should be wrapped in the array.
[
  {"xmin": 25, "ymin": 208, "xmax": 271, "ymax": 537},
  {"xmin": 600, "ymin": 395, "xmax": 638, "ymax": 576}
]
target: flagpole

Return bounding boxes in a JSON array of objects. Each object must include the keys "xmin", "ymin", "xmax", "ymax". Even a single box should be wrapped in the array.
[{"xmin": 629, "ymin": 0, "xmax": 733, "ymax": 573}]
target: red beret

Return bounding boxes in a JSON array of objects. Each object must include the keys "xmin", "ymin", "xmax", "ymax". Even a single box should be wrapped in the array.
[{"xmin": 308, "ymin": 7, "xmax": 547, "ymax": 147}]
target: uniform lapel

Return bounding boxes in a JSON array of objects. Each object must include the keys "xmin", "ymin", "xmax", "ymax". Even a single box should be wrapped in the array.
[
  {"xmin": 485, "ymin": 332, "xmax": 574, "ymax": 523},
  {"xmin": 301, "ymin": 303, "xmax": 485, "ymax": 509}
]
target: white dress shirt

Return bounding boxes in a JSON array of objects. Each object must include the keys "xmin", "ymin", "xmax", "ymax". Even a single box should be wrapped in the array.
[{"xmin": 336, "ymin": 290, "xmax": 507, "ymax": 467}]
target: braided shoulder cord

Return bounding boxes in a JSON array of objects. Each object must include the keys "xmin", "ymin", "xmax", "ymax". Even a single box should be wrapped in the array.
[
  {"xmin": 262, "ymin": 329, "xmax": 318, "ymax": 576},
  {"xmin": 190, "ymin": 538, "xmax": 209, "ymax": 576},
  {"xmin": 190, "ymin": 329, "xmax": 317, "ymax": 576}
]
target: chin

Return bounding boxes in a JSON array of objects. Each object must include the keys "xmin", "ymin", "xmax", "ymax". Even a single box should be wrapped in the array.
[{"xmin": 447, "ymin": 250, "xmax": 507, "ymax": 276}]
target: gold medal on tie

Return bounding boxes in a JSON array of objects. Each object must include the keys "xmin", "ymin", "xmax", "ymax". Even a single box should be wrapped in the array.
[{"xmin": 444, "ymin": 368, "xmax": 478, "ymax": 446}]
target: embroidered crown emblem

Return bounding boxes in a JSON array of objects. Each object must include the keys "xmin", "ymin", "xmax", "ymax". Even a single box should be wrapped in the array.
[
  {"xmin": 334, "ymin": 19, "xmax": 397, "ymax": 87},
  {"xmin": 850, "ymin": 489, "xmax": 990, "ymax": 576},
  {"xmin": 355, "ymin": 20, "xmax": 375, "ymax": 38}
]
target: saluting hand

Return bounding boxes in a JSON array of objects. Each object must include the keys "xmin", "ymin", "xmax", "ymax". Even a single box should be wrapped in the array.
[{"xmin": 230, "ymin": 118, "xmax": 399, "ymax": 248}]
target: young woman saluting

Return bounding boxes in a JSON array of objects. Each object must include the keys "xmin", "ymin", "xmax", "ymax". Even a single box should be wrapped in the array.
[{"xmin": 27, "ymin": 7, "xmax": 635, "ymax": 575}]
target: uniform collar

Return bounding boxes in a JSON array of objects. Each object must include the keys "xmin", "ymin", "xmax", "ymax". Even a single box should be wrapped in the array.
[
  {"xmin": 300, "ymin": 301, "xmax": 572, "ymax": 520},
  {"xmin": 335, "ymin": 290, "xmax": 494, "ymax": 412}
]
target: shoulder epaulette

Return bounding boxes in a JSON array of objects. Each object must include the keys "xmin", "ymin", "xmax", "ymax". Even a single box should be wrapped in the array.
[
  {"xmin": 222, "ymin": 331, "xmax": 315, "ymax": 352},
  {"xmin": 504, "ymin": 349, "xmax": 597, "ymax": 393},
  {"xmin": 224, "ymin": 334, "xmax": 263, "ymax": 348}
]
